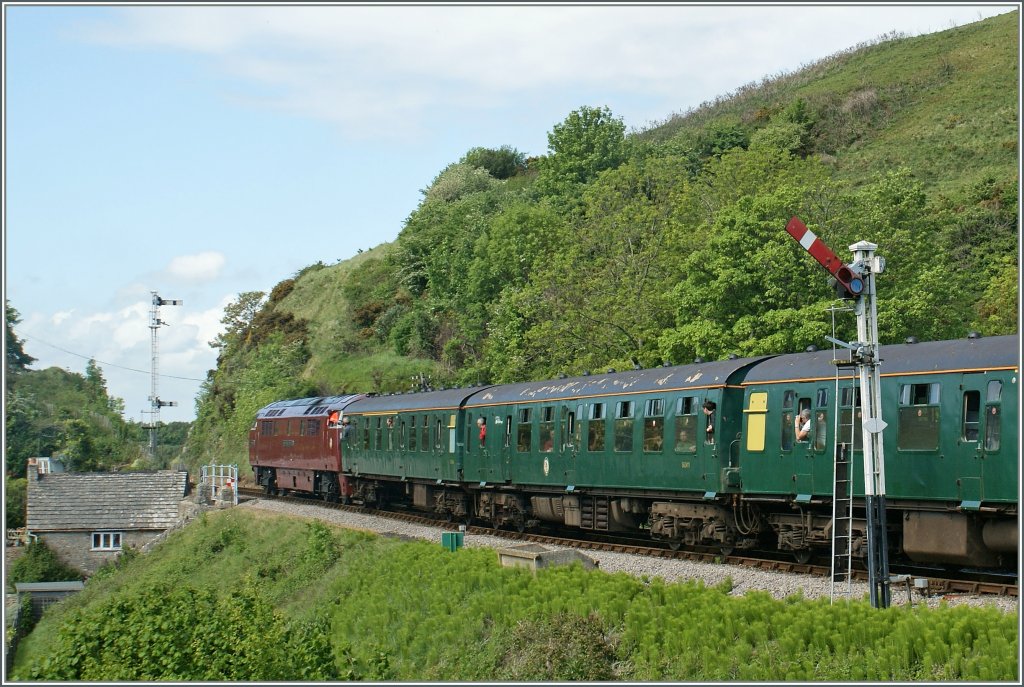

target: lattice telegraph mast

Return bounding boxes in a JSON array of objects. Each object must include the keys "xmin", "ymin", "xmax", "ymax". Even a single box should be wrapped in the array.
[
  {"xmin": 785, "ymin": 217, "xmax": 891, "ymax": 609},
  {"xmin": 148, "ymin": 292, "xmax": 182, "ymax": 460}
]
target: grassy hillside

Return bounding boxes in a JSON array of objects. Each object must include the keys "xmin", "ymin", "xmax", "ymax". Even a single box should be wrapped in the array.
[
  {"xmin": 12, "ymin": 508, "xmax": 1018, "ymax": 681},
  {"xmin": 644, "ymin": 11, "xmax": 1018, "ymax": 197},
  {"xmin": 181, "ymin": 11, "xmax": 1018, "ymax": 475}
]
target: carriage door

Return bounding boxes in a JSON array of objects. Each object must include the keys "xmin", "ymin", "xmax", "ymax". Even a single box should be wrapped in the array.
[
  {"xmin": 958, "ymin": 374, "xmax": 1000, "ymax": 506},
  {"xmin": 560, "ymin": 406, "xmax": 578, "ymax": 487}
]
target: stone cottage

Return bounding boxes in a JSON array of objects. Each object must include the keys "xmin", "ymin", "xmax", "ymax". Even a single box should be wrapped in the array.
[{"xmin": 25, "ymin": 464, "xmax": 189, "ymax": 575}]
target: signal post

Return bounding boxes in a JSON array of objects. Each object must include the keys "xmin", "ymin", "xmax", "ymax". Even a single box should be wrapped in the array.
[{"xmin": 785, "ymin": 218, "xmax": 891, "ymax": 609}]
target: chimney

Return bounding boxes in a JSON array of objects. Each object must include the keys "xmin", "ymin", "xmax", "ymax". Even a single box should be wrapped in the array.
[{"xmin": 27, "ymin": 457, "xmax": 41, "ymax": 480}]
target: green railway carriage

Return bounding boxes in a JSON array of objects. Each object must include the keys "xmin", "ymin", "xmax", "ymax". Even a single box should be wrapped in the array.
[
  {"xmin": 341, "ymin": 387, "xmax": 490, "ymax": 517},
  {"xmin": 461, "ymin": 358, "xmax": 767, "ymax": 535},
  {"xmin": 737, "ymin": 334, "xmax": 1018, "ymax": 566}
]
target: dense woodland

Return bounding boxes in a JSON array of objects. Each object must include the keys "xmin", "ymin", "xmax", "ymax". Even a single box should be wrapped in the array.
[{"xmin": 184, "ymin": 12, "xmax": 1018, "ymax": 473}]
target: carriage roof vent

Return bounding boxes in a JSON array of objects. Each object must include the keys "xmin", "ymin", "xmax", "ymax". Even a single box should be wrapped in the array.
[
  {"xmin": 905, "ymin": 336, "xmax": 918, "ymax": 344},
  {"xmin": 806, "ymin": 345, "xmax": 818, "ymax": 352},
  {"xmin": 558, "ymin": 372, "xmax": 567, "ymax": 379},
  {"xmin": 967, "ymin": 331, "xmax": 981, "ymax": 339},
  {"xmin": 662, "ymin": 360, "xmax": 672, "ymax": 367},
  {"xmin": 607, "ymin": 368, "xmax": 616, "ymax": 374},
  {"xmin": 728, "ymin": 353, "xmax": 738, "ymax": 360},
  {"xmin": 583, "ymin": 370, "xmax": 591, "ymax": 376},
  {"xmin": 693, "ymin": 357, "xmax": 704, "ymax": 364}
]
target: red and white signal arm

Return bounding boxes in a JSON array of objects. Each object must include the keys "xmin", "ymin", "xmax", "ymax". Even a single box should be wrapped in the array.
[{"xmin": 785, "ymin": 217, "xmax": 864, "ymax": 297}]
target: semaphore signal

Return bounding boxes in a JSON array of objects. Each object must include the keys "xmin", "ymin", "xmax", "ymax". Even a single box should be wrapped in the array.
[{"xmin": 148, "ymin": 292, "xmax": 182, "ymax": 461}]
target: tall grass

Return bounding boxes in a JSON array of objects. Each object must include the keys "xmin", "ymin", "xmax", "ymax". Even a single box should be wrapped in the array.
[{"xmin": 13, "ymin": 509, "xmax": 1018, "ymax": 681}]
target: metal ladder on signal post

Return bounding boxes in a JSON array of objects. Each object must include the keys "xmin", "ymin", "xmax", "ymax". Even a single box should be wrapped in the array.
[{"xmin": 830, "ymin": 441, "xmax": 854, "ymax": 602}]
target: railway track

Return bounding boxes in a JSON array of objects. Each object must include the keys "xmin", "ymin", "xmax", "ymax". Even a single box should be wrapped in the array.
[{"xmin": 235, "ymin": 487, "xmax": 1017, "ymax": 598}]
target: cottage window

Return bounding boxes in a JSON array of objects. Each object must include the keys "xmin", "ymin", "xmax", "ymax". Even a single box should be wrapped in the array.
[{"xmin": 92, "ymin": 532, "xmax": 122, "ymax": 551}]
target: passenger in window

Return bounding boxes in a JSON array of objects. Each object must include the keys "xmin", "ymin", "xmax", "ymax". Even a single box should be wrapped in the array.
[
  {"xmin": 702, "ymin": 401, "xmax": 716, "ymax": 444},
  {"xmin": 341, "ymin": 417, "xmax": 352, "ymax": 440},
  {"xmin": 795, "ymin": 409, "xmax": 811, "ymax": 442},
  {"xmin": 477, "ymin": 417, "xmax": 487, "ymax": 447}
]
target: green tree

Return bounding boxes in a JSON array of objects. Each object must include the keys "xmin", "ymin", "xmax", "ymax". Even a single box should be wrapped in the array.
[
  {"xmin": 461, "ymin": 145, "xmax": 528, "ymax": 179},
  {"xmin": 536, "ymin": 105, "xmax": 628, "ymax": 201},
  {"xmin": 5, "ymin": 301, "xmax": 36, "ymax": 387},
  {"xmin": 209, "ymin": 291, "xmax": 266, "ymax": 352},
  {"xmin": 5, "ymin": 476, "xmax": 27, "ymax": 529}
]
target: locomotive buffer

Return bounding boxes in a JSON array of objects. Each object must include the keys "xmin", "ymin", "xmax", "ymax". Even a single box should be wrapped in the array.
[{"xmin": 785, "ymin": 217, "xmax": 891, "ymax": 609}]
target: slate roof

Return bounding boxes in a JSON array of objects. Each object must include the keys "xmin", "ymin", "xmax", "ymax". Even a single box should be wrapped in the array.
[{"xmin": 27, "ymin": 470, "xmax": 188, "ymax": 532}]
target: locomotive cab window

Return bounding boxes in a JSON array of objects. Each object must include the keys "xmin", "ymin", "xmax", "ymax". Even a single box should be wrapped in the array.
[
  {"xmin": 643, "ymin": 399, "xmax": 665, "ymax": 453},
  {"xmin": 614, "ymin": 401, "xmax": 634, "ymax": 453},
  {"xmin": 897, "ymin": 382, "xmax": 940, "ymax": 451},
  {"xmin": 588, "ymin": 403, "xmax": 606, "ymax": 452},
  {"xmin": 674, "ymin": 396, "xmax": 698, "ymax": 454}
]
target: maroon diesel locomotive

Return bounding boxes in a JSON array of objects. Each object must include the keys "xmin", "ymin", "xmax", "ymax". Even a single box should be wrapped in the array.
[{"xmin": 248, "ymin": 394, "xmax": 364, "ymax": 502}]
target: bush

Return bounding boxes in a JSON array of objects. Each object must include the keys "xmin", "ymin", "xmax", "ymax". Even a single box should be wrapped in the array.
[
  {"xmin": 7, "ymin": 540, "xmax": 82, "ymax": 590},
  {"xmin": 491, "ymin": 611, "xmax": 620, "ymax": 681}
]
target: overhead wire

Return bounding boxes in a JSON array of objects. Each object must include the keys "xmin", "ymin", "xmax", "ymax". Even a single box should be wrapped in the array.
[{"xmin": 13, "ymin": 328, "xmax": 208, "ymax": 382}]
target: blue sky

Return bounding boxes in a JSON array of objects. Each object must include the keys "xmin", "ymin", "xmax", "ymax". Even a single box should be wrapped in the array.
[{"xmin": 4, "ymin": 3, "xmax": 1017, "ymax": 423}]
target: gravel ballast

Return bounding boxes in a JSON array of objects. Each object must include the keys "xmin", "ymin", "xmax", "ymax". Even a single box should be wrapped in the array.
[{"xmin": 238, "ymin": 497, "xmax": 1018, "ymax": 614}]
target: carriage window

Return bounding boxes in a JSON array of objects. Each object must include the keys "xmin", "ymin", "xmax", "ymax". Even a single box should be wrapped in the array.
[
  {"xmin": 435, "ymin": 419, "xmax": 444, "ymax": 450},
  {"xmin": 674, "ymin": 396, "xmax": 698, "ymax": 453},
  {"xmin": 505, "ymin": 415, "xmax": 512, "ymax": 448},
  {"xmin": 409, "ymin": 416, "xmax": 417, "ymax": 451},
  {"xmin": 815, "ymin": 388, "xmax": 828, "ymax": 408},
  {"xmin": 421, "ymin": 415, "xmax": 429, "ymax": 452},
  {"xmin": 814, "ymin": 411, "xmax": 827, "ymax": 451},
  {"xmin": 839, "ymin": 386, "xmax": 862, "ymax": 450},
  {"xmin": 387, "ymin": 417, "xmax": 395, "ymax": 450},
  {"xmin": 984, "ymin": 405, "xmax": 1001, "ymax": 451},
  {"xmin": 900, "ymin": 382, "xmax": 940, "ymax": 405},
  {"xmin": 563, "ymin": 407, "xmax": 578, "ymax": 450},
  {"xmin": 962, "ymin": 391, "xmax": 980, "ymax": 442},
  {"xmin": 986, "ymin": 380, "xmax": 1002, "ymax": 403},
  {"xmin": 614, "ymin": 401, "xmax": 634, "ymax": 452},
  {"xmin": 399, "ymin": 421, "xmax": 406, "ymax": 449},
  {"xmin": 362, "ymin": 420, "xmax": 370, "ymax": 450},
  {"xmin": 588, "ymin": 403, "xmax": 606, "ymax": 452},
  {"xmin": 783, "ymin": 390, "xmax": 796, "ymax": 409},
  {"xmin": 375, "ymin": 418, "xmax": 383, "ymax": 450},
  {"xmin": 539, "ymin": 407, "xmax": 555, "ymax": 453},
  {"xmin": 643, "ymin": 399, "xmax": 665, "ymax": 453},
  {"xmin": 781, "ymin": 410, "xmax": 794, "ymax": 451},
  {"xmin": 897, "ymin": 383, "xmax": 940, "ymax": 450},
  {"xmin": 517, "ymin": 408, "xmax": 533, "ymax": 453}
]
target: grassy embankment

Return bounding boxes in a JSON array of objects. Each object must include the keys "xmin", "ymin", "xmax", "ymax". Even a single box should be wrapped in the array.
[{"xmin": 12, "ymin": 508, "xmax": 1018, "ymax": 681}]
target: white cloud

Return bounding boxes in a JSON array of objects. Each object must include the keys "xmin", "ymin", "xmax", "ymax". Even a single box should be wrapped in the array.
[
  {"xmin": 79, "ymin": 5, "xmax": 1013, "ymax": 139},
  {"xmin": 166, "ymin": 251, "xmax": 226, "ymax": 282}
]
